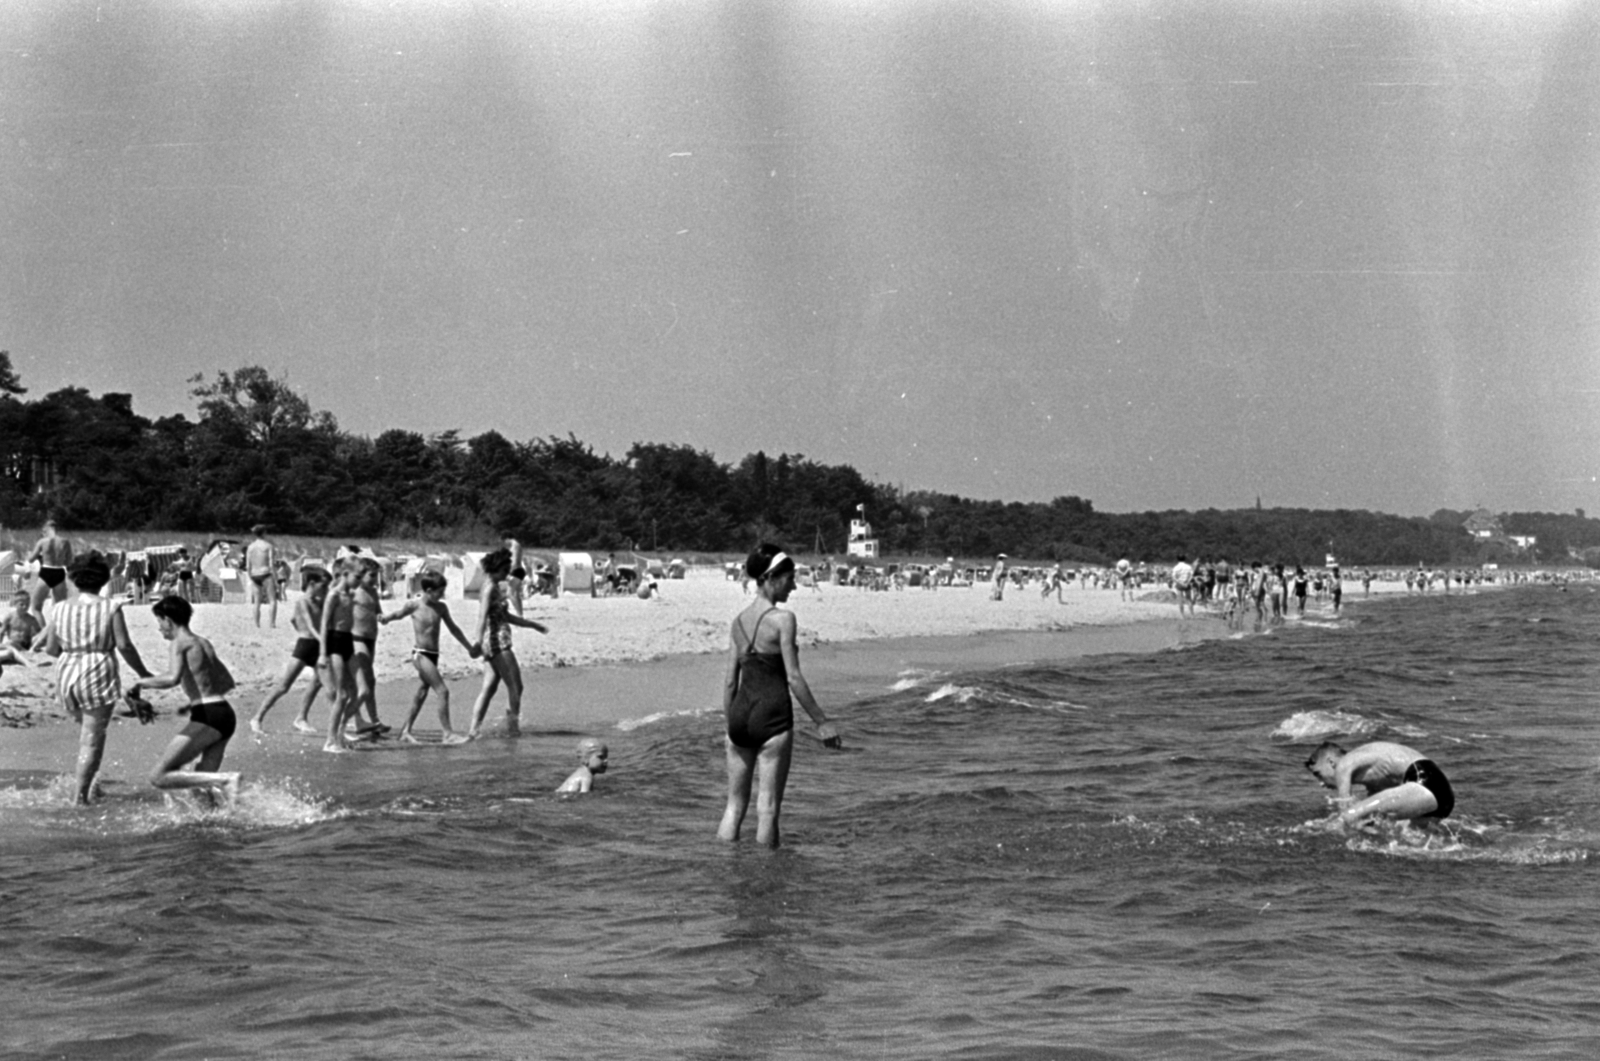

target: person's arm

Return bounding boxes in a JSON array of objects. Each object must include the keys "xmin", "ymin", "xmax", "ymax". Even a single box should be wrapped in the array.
[
  {"xmin": 110, "ymin": 609, "xmax": 151, "ymax": 679},
  {"xmin": 131, "ymin": 639, "xmax": 183, "ymax": 692},
  {"xmin": 774, "ymin": 611, "xmax": 841, "ymax": 748},
  {"xmin": 506, "ymin": 613, "xmax": 547, "ymax": 634},
  {"xmin": 472, "ymin": 588, "xmax": 492, "ymax": 651},
  {"xmin": 319, "ymin": 590, "xmax": 338, "ymax": 647},
  {"xmin": 1332, "ymin": 747, "xmax": 1384, "ymax": 803},
  {"xmin": 42, "ymin": 619, "xmax": 61, "ymax": 657},
  {"xmin": 436, "ymin": 605, "xmax": 477, "ymax": 654},
  {"xmin": 379, "ymin": 599, "xmax": 419, "ymax": 625},
  {"xmin": 721, "ymin": 623, "xmax": 744, "ymax": 717}
]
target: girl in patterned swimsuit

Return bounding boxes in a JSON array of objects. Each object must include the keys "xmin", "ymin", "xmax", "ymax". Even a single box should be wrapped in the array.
[
  {"xmin": 716, "ymin": 544, "xmax": 842, "ymax": 849},
  {"xmin": 467, "ymin": 548, "xmax": 548, "ymax": 739}
]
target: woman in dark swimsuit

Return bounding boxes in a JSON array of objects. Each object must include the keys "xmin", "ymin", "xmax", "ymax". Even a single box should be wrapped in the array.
[{"xmin": 717, "ymin": 544, "xmax": 841, "ymax": 849}]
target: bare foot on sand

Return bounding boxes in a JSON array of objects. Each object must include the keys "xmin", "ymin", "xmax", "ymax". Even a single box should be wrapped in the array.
[{"xmin": 293, "ymin": 719, "xmax": 319, "ymax": 735}]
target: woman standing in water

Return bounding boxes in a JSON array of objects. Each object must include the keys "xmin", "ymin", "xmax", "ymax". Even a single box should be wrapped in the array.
[
  {"xmin": 41, "ymin": 553, "xmax": 152, "ymax": 803},
  {"xmin": 718, "ymin": 543, "xmax": 842, "ymax": 848},
  {"xmin": 467, "ymin": 547, "xmax": 548, "ymax": 738}
]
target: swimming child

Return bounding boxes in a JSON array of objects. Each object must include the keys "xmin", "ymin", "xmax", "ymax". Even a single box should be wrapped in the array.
[
  {"xmin": 556, "ymin": 738, "xmax": 609, "ymax": 794},
  {"xmin": 379, "ymin": 570, "xmax": 479, "ymax": 744},
  {"xmin": 130, "ymin": 596, "xmax": 241, "ymax": 806},
  {"xmin": 467, "ymin": 547, "xmax": 549, "ymax": 739},
  {"xmin": 250, "ymin": 566, "xmax": 332, "ymax": 735},
  {"xmin": 718, "ymin": 543, "xmax": 842, "ymax": 849},
  {"xmin": 1304, "ymin": 740, "xmax": 1455, "ymax": 826}
]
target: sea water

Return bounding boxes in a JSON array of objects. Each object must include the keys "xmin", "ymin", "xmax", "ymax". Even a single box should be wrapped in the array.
[{"xmin": 3, "ymin": 585, "xmax": 1598, "ymax": 1059}]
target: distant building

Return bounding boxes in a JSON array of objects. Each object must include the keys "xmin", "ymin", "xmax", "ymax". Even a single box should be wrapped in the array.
[
  {"xmin": 1462, "ymin": 508, "xmax": 1504, "ymax": 541},
  {"xmin": 1510, "ymin": 535, "xmax": 1536, "ymax": 551}
]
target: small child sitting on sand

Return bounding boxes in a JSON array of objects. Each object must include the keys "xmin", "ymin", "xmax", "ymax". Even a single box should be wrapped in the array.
[
  {"xmin": 556, "ymin": 738, "xmax": 609, "ymax": 794},
  {"xmin": 1, "ymin": 591, "xmax": 42, "ymax": 670}
]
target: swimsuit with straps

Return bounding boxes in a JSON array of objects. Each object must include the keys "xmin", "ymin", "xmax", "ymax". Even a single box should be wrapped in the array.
[
  {"xmin": 485, "ymin": 583, "xmax": 514, "ymax": 657},
  {"xmin": 726, "ymin": 606, "xmax": 794, "ymax": 751}
]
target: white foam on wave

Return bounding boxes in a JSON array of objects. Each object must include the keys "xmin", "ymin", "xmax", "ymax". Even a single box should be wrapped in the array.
[
  {"xmin": 1272, "ymin": 710, "xmax": 1374, "ymax": 741},
  {"xmin": 890, "ymin": 668, "xmax": 943, "ymax": 693},
  {"xmin": 926, "ymin": 683, "xmax": 981, "ymax": 704},
  {"xmin": 615, "ymin": 706, "xmax": 708, "ymax": 731},
  {"xmin": 0, "ymin": 775, "xmax": 342, "ymax": 834}
]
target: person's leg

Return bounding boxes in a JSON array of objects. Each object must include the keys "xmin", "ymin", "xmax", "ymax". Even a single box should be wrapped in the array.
[
  {"xmin": 416, "ymin": 655, "xmax": 465, "ymax": 743},
  {"xmin": 266, "ymin": 577, "xmax": 278, "ymax": 629},
  {"xmin": 497, "ymin": 650, "xmax": 524, "ymax": 736},
  {"xmin": 251, "ymin": 579, "xmax": 262, "ymax": 628},
  {"xmin": 398, "ymin": 669, "xmax": 430, "ymax": 743},
  {"xmin": 752, "ymin": 729, "xmax": 795, "ymax": 848},
  {"xmin": 74, "ymin": 704, "xmax": 113, "ymax": 804},
  {"xmin": 151, "ymin": 722, "xmax": 238, "ymax": 804},
  {"xmin": 352, "ymin": 645, "xmax": 380, "ymax": 728},
  {"xmin": 717, "ymin": 739, "xmax": 759, "ymax": 841},
  {"xmin": 467, "ymin": 658, "xmax": 501, "ymax": 738},
  {"xmin": 324, "ymin": 654, "xmax": 351, "ymax": 752},
  {"xmin": 293, "ymin": 667, "xmax": 326, "ymax": 733},
  {"xmin": 252, "ymin": 659, "xmax": 306, "ymax": 732},
  {"xmin": 1339, "ymin": 781, "xmax": 1438, "ymax": 826}
]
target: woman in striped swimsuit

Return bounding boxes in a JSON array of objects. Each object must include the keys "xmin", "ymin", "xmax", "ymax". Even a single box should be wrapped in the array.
[{"xmin": 43, "ymin": 553, "xmax": 152, "ymax": 804}]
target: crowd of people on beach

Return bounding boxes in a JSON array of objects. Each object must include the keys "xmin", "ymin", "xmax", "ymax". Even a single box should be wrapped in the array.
[{"xmin": 6, "ymin": 515, "xmax": 1594, "ymax": 844}]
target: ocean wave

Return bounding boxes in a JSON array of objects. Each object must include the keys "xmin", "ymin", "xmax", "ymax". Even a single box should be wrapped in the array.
[
  {"xmin": 1271, "ymin": 709, "xmax": 1375, "ymax": 741},
  {"xmin": 615, "ymin": 706, "xmax": 709, "ymax": 731}
]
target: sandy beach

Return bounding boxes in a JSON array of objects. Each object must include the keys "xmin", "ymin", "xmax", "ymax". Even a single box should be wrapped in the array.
[{"xmin": 3, "ymin": 568, "xmax": 1205, "ymax": 728}]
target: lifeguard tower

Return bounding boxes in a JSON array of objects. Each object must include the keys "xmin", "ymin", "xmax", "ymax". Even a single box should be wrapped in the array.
[{"xmin": 847, "ymin": 514, "xmax": 879, "ymax": 560}]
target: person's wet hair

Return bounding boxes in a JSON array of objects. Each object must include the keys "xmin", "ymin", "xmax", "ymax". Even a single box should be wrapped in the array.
[
  {"xmin": 419, "ymin": 571, "xmax": 447, "ymax": 593},
  {"xmin": 744, "ymin": 543, "xmax": 795, "ymax": 583},
  {"xmin": 67, "ymin": 552, "xmax": 111, "ymax": 593},
  {"xmin": 1305, "ymin": 740, "xmax": 1345, "ymax": 770},
  {"xmin": 152, "ymin": 595, "xmax": 194, "ymax": 627},
  {"xmin": 302, "ymin": 566, "xmax": 331, "ymax": 586}
]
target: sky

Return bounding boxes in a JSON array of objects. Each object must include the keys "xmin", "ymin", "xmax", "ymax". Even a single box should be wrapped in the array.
[{"xmin": 3, "ymin": 1, "xmax": 1597, "ymax": 517}]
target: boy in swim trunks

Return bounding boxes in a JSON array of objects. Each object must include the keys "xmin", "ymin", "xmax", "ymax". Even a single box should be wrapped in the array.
[
  {"xmin": 245, "ymin": 524, "xmax": 277, "ymax": 629},
  {"xmin": 348, "ymin": 559, "xmax": 385, "ymax": 736},
  {"xmin": 320, "ymin": 560, "xmax": 361, "ymax": 752},
  {"xmin": 556, "ymin": 738, "xmax": 609, "ymax": 794},
  {"xmin": 250, "ymin": 567, "xmax": 332, "ymax": 735},
  {"xmin": 379, "ymin": 571, "xmax": 479, "ymax": 744},
  {"xmin": 1304, "ymin": 740, "xmax": 1455, "ymax": 826},
  {"xmin": 129, "ymin": 595, "xmax": 241, "ymax": 806}
]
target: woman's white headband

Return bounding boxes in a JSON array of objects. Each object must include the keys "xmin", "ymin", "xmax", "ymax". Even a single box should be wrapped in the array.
[{"xmin": 763, "ymin": 551, "xmax": 791, "ymax": 576}]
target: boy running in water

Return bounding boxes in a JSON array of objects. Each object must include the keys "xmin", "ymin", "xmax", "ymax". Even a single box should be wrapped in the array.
[
  {"xmin": 250, "ymin": 567, "xmax": 332, "ymax": 735},
  {"xmin": 130, "ymin": 596, "xmax": 241, "ymax": 806},
  {"xmin": 379, "ymin": 571, "xmax": 479, "ymax": 744}
]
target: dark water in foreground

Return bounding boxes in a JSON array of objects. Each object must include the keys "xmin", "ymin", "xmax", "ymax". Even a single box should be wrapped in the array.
[{"xmin": 4, "ymin": 586, "xmax": 1600, "ymax": 1059}]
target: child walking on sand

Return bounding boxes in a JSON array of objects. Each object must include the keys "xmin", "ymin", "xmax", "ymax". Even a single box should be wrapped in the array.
[
  {"xmin": 348, "ymin": 559, "xmax": 385, "ymax": 735},
  {"xmin": 320, "ymin": 560, "xmax": 360, "ymax": 753},
  {"xmin": 467, "ymin": 547, "xmax": 548, "ymax": 739},
  {"xmin": 379, "ymin": 571, "xmax": 479, "ymax": 744},
  {"xmin": 250, "ymin": 567, "xmax": 332, "ymax": 735}
]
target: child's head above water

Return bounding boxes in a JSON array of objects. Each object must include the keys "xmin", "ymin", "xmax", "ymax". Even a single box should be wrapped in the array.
[{"xmin": 577, "ymin": 738, "xmax": 609, "ymax": 772}]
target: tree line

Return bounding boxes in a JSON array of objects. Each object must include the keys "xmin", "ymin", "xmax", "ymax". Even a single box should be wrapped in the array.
[{"xmin": 2, "ymin": 357, "xmax": 1595, "ymax": 567}]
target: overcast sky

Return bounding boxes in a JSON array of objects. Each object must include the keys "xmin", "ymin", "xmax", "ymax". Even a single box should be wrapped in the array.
[{"xmin": 4, "ymin": 1, "xmax": 1596, "ymax": 516}]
